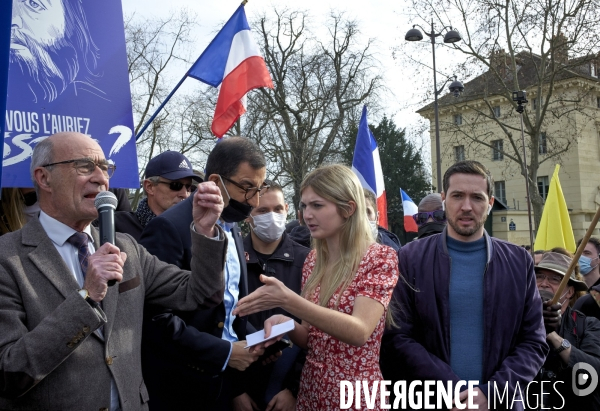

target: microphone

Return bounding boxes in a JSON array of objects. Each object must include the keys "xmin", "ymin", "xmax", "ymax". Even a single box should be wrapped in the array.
[{"xmin": 95, "ymin": 191, "xmax": 118, "ymax": 286}]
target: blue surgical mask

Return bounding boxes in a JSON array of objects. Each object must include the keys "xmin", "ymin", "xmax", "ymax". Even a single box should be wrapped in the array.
[{"xmin": 579, "ymin": 255, "xmax": 599, "ymax": 276}]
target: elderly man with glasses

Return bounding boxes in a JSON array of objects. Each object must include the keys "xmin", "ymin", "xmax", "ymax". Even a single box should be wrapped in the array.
[
  {"xmin": 0, "ymin": 132, "xmax": 227, "ymax": 411},
  {"xmin": 113, "ymin": 151, "xmax": 201, "ymax": 241},
  {"xmin": 139, "ymin": 136, "xmax": 271, "ymax": 411}
]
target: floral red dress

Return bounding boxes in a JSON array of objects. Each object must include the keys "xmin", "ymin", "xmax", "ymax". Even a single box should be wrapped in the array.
[{"xmin": 296, "ymin": 243, "xmax": 398, "ymax": 411}]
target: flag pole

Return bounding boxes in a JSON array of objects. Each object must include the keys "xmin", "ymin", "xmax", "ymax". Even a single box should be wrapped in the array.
[
  {"xmin": 135, "ymin": 1, "xmax": 250, "ymax": 141},
  {"xmin": 134, "ymin": 74, "xmax": 188, "ymax": 141},
  {"xmin": 550, "ymin": 205, "xmax": 600, "ymax": 305},
  {"xmin": 514, "ymin": 91, "xmax": 535, "ymax": 255}
]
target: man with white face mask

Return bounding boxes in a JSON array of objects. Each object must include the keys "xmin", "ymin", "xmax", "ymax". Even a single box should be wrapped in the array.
[
  {"xmin": 243, "ymin": 182, "xmax": 310, "ymax": 411},
  {"xmin": 574, "ymin": 237, "xmax": 600, "ymax": 321},
  {"xmin": 363, "ymin": 188, "xmax": 401, "ymax": 251}
]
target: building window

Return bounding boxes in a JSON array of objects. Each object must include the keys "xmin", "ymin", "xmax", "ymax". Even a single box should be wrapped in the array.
[
  {"xmin": 533, "ymin": 97, "xmax": 543, "ymax": 110},
  {"xmin": 539, "ymin": 132, "xmax": 547, "ymax": 154},
  {"xmin": 493, "ymin": 106, "xmax": 501, "ymax": 117},
  {"xmin": 597, "ymin": 96, "xmax": 600, "ymax": 108},
  {"xmin": 455, "ymin": 145, "xmax": 465, "ymax": 162},
  {"xmin": 538, "ymin": 176, "xmax": 550, "ymax": 201},
  {"xmin": 492, "ymin": 139, "xmax": 503, "ymax": 161},
  {"xmin": 592, "ymin": 62, "xmax": 597, "ymax": 78},
  {"xmin": 454, "ymin": 114, "xmax": 462, "ymax": 125},
  {"xmin": 494, "ymin": 181, "xmax": 506, "ymax": 205}
]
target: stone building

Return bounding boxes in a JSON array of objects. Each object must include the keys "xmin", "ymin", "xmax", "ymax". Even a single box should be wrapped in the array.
[{"xmin": 418, "ymin": 46, "xmax": 600, "ymax": 244}]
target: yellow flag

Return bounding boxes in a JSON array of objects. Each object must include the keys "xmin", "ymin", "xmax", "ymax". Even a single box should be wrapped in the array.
[{"xmin": 533, "ymin": 165, "xmax": 576, "ymax": 252}]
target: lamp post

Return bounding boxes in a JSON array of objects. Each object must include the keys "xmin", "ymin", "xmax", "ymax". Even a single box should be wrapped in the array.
[{"xmin": 406, "ymin": 20, "xmax": 464, "ymax": 192}]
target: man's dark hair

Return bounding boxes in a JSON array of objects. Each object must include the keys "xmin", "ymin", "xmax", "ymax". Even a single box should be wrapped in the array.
[
  {"xmin": 264, "ymin": 180, "xmax": 283, "ymax": 195},
  {"xmin": 443, "ymin": 160, "xmax": 494, "ymax": 198},
  {"xmin": 577, "ymin": 236, "xmax": 600, "ymax": 255},
  {"xmin": 534, "ymin": 250, "xmax": 545, "ymax": 255},
  {"xmin": 205, "ymin": 137, "xmax": 265, "ymax": 178}
]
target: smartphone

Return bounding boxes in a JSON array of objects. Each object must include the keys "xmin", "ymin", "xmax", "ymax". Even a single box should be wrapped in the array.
[{"xmin": 259, "ymin": 338, "xmax": 292, "ymax": 361}]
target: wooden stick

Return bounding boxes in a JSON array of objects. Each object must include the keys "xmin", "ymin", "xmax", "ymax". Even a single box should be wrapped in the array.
[{"xmin": 550, "ymin": 206, "xmax": 600, "ymax": 304}]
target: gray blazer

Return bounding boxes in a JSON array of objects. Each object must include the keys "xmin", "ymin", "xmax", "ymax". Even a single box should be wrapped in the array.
[{"xmin": 0, "ymin": 218, "xmax": 227, "ymax": 411}]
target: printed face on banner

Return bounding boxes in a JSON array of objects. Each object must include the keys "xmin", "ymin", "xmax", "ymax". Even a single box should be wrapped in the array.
[{"xmin": 5, "ymin": 0, "xmax": 138, "ymax": 188}]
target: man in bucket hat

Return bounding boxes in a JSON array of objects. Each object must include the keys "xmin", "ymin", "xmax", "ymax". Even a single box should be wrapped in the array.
[{"xmin": 534, "ymin": 251, "xmax": 600, "ymax": 410}]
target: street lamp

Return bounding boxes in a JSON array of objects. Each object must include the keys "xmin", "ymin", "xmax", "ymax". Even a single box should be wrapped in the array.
[{"xmin": 406, "ymin": 20, "xmax": 464, "ymax": 193}]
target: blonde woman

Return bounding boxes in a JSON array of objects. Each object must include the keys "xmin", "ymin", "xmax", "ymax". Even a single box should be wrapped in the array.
[
  {"xmin": 0, "ymin": 188, "xmax": 38, "ymax": 235},
  {"xmin": 234, "ymin": 164, "xmax": 398, "ymax": 410}
]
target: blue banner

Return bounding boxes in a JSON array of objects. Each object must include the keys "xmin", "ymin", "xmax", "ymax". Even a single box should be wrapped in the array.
[
  {"xmin": 0, "ymin": 1, "xmax": 13, "ymax": 193},
  {"xmin": 4, "ymin": 0, "xmax": 137, "ymax": 188}
]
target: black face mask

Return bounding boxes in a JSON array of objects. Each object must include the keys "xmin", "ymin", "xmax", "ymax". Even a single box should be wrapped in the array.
[
  {"xmin": 417, "ymin": 222, "xmax": 446, "ymax": 238},
  {"xmin": 22, "ymin": 191, "xmax": 38, "ymax": 207},
  {"xmin": 221, "ymin": 199, "xmax": 253, "ymax": 223},
  {"xmin": 219, "ymin": 175, "xmax": 253, "ymax": 223}
]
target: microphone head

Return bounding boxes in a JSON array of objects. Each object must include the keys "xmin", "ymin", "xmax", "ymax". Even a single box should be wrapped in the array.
[{"xmin": 94, "ymin": 191, "xmax": 118, "ymax": 210}]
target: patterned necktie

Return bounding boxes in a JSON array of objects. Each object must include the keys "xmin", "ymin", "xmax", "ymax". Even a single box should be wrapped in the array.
[{"xmin": 67, "ymin": 232, "xmax": 91, "ymax": 280}]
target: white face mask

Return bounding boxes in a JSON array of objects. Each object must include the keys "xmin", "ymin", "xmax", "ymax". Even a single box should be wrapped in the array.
[
  {"xmin": 251, "ymin": 212, "xmax": 287, "ymax": 243},
  {"xmin": 369, "ymin": 220, "xmax": 378, "ymax": 239},
  {"xmin": 23, "ymin": 202, "xmax": 40, "ymax": 222}
]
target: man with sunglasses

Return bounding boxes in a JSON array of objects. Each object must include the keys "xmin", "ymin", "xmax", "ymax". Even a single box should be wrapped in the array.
[
  {"xmin": 113, "ymin": 151, "xmax": 201, "ymax": 241},
  {"xmin": 413, "ymin": 193, "xmax": 447, "ymax": 239},
  {"xmin": 139, "ymin": 137, "xmax": 270, "ymax": 411},
  {"xmin": 0, "ymin": 132, "xmax": 227, "ymax": 411}
]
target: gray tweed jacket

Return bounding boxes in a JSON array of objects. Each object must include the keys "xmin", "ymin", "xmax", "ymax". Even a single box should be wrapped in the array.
[{"xmin": 0, "ymin": 218, "xmax": 226, "ymax": 410}]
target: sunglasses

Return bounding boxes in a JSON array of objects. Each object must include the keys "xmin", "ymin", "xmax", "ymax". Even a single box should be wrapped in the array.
[
  {"xmin": 535, "ymin": 273, "xmax": 563, "ymax": 286},
  {"xmin": 156, "ymin": 181, "xmax": 194, "ymax": 192},
  {"xmin": 413, "ymin": 210, "xmax": 446, "ymax": 226}
]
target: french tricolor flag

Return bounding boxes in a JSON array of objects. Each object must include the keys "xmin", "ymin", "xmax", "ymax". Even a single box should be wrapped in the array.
[
  {"xmin": 400, "ymin": 188, "xmax": 418, "ymax": 232},
  {"xmin": 352, "ymin": 105, "xmax": 388, "ymax": 229},
  {"xmin": 187, "ymin": 5, "xmax": 273, "ymax": 137}
]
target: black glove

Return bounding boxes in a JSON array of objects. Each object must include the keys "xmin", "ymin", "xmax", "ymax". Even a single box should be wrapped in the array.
[{"xmin": 542, "ymin": 300, "xmax": 562, "ymax": 335}]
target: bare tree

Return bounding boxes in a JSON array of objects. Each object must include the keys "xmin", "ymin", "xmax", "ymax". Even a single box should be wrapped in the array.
[
  {"xmin": 125, "ymin": 11, "xmax": 215, "ymax": 207},
  {"xmin": 242, "ymin": 9, "xmax": 384, "ymax": 208},
  {"xmin": 402, "ymin": 0, "xmax": 600, "ymax": 227}
]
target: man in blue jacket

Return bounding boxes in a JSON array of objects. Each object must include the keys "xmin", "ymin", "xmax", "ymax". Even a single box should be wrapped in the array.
[
  {"xmin": 381, "ymin": 160, "xmax": 548, "ymax": 411},
  {"xmin": 139, "ymin": 137, "xmax": 269, "ymax": 410}
]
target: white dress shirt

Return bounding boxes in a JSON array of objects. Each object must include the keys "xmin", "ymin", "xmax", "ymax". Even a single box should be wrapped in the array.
[{"xmin": 38, "ymin": 211, "xmax": 121, "ymax": 411}]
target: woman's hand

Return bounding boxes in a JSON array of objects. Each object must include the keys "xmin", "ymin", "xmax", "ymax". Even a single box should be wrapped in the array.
[
  {"xmin": 233, "ymin": 275, "xmax": 292, "ymax": 316},
  {"xmin": 264, "ymin": 314, "xmax": 293, "ymax": 342}
]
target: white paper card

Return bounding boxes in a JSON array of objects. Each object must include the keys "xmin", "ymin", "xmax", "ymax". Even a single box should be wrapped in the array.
[{"xmin": 244, "ymin": 319, "xmax": 295, "ymax": 348}]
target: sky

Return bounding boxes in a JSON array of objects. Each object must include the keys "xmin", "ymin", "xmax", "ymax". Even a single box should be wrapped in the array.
[{"xmin": 120, "ymin": 0, "xmax": 463, "ymax": 168}]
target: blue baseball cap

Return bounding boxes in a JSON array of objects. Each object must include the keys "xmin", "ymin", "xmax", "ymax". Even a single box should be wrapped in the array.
[{"xmin": 144, "ymin": 151, "xmax": 202, "ymax": 182}]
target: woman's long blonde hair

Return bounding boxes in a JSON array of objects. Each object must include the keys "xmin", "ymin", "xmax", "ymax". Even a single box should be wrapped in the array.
[
  {"xmin": 0, "ymin": 188, "xmax": 27, "ymax": 235},
  {"xmin": 300, "ymin": 164, "xmax": 375, "ymax": 309}
]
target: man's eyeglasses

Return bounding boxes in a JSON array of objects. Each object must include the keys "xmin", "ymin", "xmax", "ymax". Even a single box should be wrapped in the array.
[
  {"xmin": 413, "ymin": 210, "xmax": 446, "ymax": 226},
  {"xmin": 156, "ymin": 180, "xmax": 194, "ymax": 192},
  {"xmin": 42, "ymin": 158, "xmax": 116, "ymax": 179},
  {"xmin": 221, "ymin": 175, "xmax": 270, "ymax": 200},
  {"xmin": 535, "ymin": 273, "xmax": 563, "ymax": 286}
]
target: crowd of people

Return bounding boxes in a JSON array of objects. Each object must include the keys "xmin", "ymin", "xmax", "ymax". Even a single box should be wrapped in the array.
[{"xmin": 0, "ymin": 132, "xmax": 599, "ymax": 411}]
